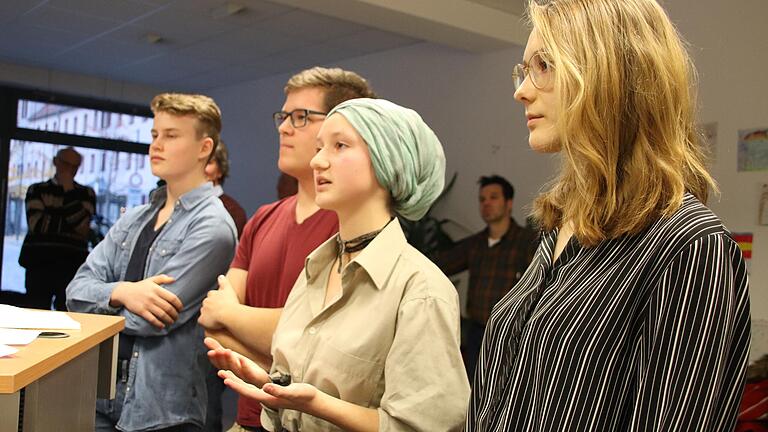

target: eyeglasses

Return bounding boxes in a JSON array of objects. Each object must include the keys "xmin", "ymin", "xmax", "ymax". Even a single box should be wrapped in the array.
[
  {"xmin": 512, "ymin": 52, "xmax": 554, "ymax": 91},
  {"xmin": 272, "ymin": 108, "xmax": 327, "ymax": 129}
]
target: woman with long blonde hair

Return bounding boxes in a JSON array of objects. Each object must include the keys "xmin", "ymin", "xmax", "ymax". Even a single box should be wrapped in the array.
[{"xmin": 466, "ymin": 0, "xmax": 750, "ymax": 430}]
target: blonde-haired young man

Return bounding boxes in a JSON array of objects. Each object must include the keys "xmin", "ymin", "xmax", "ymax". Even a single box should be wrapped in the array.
[
  {"xmin": 198, "ymin": 67, "xmax": 375, "ymax": 431},
  {"xmin": 67, "ymin": 93, "xmax": 237, "ymax": 431}
]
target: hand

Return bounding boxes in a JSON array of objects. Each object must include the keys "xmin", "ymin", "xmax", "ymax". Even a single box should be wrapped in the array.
[
  {"xmin": 220, "ymin": 371, "xmax": 319, "ymax": 412},
  {"xmin": 110, "ymin": 274, "xmax": 182, "ymax": 329},
  {"xmin": 204, "ymin": 337, "xmax": 270, "ymax": 385},
  {"xmin": 198, "ymin": 275, "xmax": 240, "ymax": 330}
]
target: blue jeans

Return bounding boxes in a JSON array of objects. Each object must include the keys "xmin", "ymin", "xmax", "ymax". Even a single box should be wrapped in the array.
[{"xmin": 96, "ymin": 378, "xmax": 202, "ymax": 432}]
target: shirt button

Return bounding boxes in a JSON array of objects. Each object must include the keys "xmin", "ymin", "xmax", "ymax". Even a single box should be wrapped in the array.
[
  {"xmin": 161, "ymin": 249, "xmax": 166, "ymax": 254},
  {"xmin": 121, "ymin": 242, "xmax": 126, "ymax": 247},
  {"xmin": 168, "ymin": 218, "xmax": 172, "ymax": 224},
  {"xmin": 126, "ymin": 386, "xmax": 131, "ymax": 392},
  {"xmin": 308, "ymin": 327, "xmax": 317, "ymax": 335},
  {"xmin": 133, "ymin": 352, "xmax": 138, "ymax": 358}
]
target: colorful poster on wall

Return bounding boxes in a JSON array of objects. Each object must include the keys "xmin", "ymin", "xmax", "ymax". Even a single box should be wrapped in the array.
[
  {"xmin": 733, "ymin": 232, "xmax": 753, "ymax": 260},
  {"xmin": 733, "ymin": 232, "xmax": 753, "ymax": 274},
  {"xmin": 738, "ymin": 128, "xmax": 768, "ymax": 171}
]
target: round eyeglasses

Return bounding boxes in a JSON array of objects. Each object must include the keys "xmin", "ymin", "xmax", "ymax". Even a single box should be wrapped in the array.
[
  {"xmin": 512, "ymin": 52, "xmax": 553, "ymax": 91},
  {"xmin": 273, "ymin": 108, "xmax": 327, "ymax": 129}
]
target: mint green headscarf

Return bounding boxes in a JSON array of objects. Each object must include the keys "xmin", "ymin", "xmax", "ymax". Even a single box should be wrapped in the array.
[{"xmin": 327, "ymin": 98, "xmax": 446, "ymax": 221}]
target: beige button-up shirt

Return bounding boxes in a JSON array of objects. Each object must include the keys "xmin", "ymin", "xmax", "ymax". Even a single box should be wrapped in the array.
[{"xmin": 261, "ymin": 219, "xmax": 470, "ymax": 431}]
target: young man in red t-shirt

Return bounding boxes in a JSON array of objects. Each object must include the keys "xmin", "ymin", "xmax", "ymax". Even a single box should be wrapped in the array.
[{"xmin": 198, "ymin": 67, "xmax": 376, "ymax": 431}]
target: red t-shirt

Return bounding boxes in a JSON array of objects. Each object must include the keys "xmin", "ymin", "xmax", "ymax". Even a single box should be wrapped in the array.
[{"xmin": 231, "ymin": 194, "xmax": 338, "ymax": 426}]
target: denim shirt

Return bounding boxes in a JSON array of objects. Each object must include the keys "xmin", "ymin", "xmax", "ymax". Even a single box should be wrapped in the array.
[{"xmin": 66, "ymin": 182, "xmax": 236, "ymax": 431}]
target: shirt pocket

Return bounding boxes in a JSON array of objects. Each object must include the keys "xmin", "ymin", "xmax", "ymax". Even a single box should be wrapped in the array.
[
  {"xmin": 109, "ymin": 227, "xmax": 132, "ymax": 263},
  {"xmin": 151, "ymin": 238, "xmax": 183, "ymax": 265},
  {"xmin": 110, "ymin": 227, "xmax": 131, "ymax": 250},
  {"xmin": 308, "ymin": 342, "xmax": 384, "ymax": 408}
]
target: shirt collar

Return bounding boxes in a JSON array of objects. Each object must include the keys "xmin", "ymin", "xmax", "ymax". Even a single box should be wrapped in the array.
[
  {"xmin": 304, "ymin": 218, "xmax": 407, "ymax": 290},
  {"xmin": 212, "ymin": 184, "xmax": 224, "ymax": 197},
  {"xmin": 484, "ymin": 217, "xmax": 521, "ymax": 241},
  {"xmin": 150, "ymin": 181, "xmax": 216, "ymax": 211}
]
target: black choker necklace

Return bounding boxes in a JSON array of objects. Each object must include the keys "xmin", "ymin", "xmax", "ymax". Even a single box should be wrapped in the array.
[{"xmin": 336, "ymin": 218, "xmax": 394, "ymax": 273}]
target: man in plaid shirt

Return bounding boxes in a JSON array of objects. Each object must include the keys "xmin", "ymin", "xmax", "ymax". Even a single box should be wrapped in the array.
[{"xmin": 434, "ymin": 175, "xmax": 537, "ymax": 378}]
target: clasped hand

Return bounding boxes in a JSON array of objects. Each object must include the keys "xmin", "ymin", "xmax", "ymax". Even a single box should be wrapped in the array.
[
  {"xmin": 110, "ymin": 274, "xmax": 182, "ymax": 329},
  {"xmin": 198, "ymin": 275, "xmax": 240, "ymax": 330},
  {"xmin": 204, "ymin": 337, "xmax": 318, "ymax": 412}
]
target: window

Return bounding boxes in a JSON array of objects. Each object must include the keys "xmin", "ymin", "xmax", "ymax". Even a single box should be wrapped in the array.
[
  {"xmin": 17, "ymin": 100, "xmax": 151, "ymax": 144},
  {"xmin": 2, "ymin": 91, "xmax": 156, "ymax": 296},
  {"xmin": 2, "ymin": 141, "xmax": 157, "ymax": 293}
]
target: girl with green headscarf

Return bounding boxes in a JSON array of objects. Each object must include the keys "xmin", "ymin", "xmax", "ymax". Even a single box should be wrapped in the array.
[{"xmin": 208, "ymin": 98, "xmax": 470, "ymax": 431}]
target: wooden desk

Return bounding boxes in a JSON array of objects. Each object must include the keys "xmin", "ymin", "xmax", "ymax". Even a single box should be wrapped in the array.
[{"xmin": 0, "ymin": 311, "xmax": 124, "ymax": 431}]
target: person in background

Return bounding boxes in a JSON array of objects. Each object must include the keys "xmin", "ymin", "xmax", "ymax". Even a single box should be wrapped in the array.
[
  {"xmin": 433, "ymin": 174, "xmax": 537, "ymax": 378},
  {"xmin": 67, "ymin": 93, "xmax": 237, "ymax": 432},
  {"xmin": 198, "ymin": 66, "xmax": 375, "ymax": 432},
  {"xmin": 465, "ymin": 0, "xmax": 751, "ymax": 430},
  {"xmin": 19, "ymin": 146, "xmax": 95, "ymax": 310},
  {"xmin": 206, "ymin": 139, "xmax": 248, "ymax": 238}
]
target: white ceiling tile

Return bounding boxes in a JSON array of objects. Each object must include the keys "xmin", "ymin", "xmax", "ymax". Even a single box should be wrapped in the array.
[
  {"xmin": 193, "ymin": 26, "xmax": 308, "ymax": 61},
  {"xmin": 256, "ymin": 9, "xmax": 369, "ymax": 42},
  {"xmin": 45, "ymin": 0, "xmax": 160, "ymax": 22},
  {"xmin": 333, "ymin": 30, "xmax": 419, "ymax": 57},
  {"xmin": 169, "ymin": 63, "xmax": 273, "ymax": 91},
  {"xmin": 0, "ymin": 22, "xmax": 87, "ymax": 53},
  {"xmin": 0, "ymin": 1, "xmax": 47, "ymax": 24},
  {"xmin": 17, "ymin": 4, "xmax": 120, "ymax": 35},
  {"xmin": 54, "ymin": 38, "xmax": 172, "ymax": 70},
  {"xmin": 113, "ymin": 52, "xmax": 222, "ymax": 85},
  {"xmin": 0, "ymin": 0, "xmax": 423, "ymax": 91}
]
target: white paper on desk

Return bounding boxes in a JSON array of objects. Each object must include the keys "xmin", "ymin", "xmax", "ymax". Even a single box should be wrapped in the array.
[
  {"xmin": 0, "ymin": 304, "xmax": 81, "ymax": 330},
  {"xmin": 0, "ymin": 328, "xmax": 40, "ymax": 345},
  {"xmin": 0, "ymin": 343, "xmax": 18, "ymax": 357}
]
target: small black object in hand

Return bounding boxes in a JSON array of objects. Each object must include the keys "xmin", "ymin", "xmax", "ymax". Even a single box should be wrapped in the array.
[{"xmin": 269, "ymin": 371, "xmax": 291, "ymax": 386}]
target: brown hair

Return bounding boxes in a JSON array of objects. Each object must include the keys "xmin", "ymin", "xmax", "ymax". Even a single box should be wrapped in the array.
[
  {"xmin": 284, "ymin": 67, "xmax": 376, "ymax": 111},
  {"xmin": 209, "ymin": 139, "xmax": 230, "ymax": 185},
  {"xmin": 528, "ymin": 0, "xmax": 716, "ymax": 246},
  {"xmin": 150, "ymin": 93, "xmax": 222, "ymax": 159}
]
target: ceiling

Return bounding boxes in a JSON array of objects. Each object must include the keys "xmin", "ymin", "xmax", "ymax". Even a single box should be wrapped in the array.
[{"xmin": 0, "ymin": 0, "xmax": 526, "ymax": 92}]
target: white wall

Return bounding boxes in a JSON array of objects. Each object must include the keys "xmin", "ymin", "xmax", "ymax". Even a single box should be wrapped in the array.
[{"xmin": 663, "ymin": 0, "xmax": 768, "ymax": 358}]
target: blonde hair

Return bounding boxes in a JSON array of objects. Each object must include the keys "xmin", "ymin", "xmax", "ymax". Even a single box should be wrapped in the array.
[
  {"xmin": 150, "ymin": 93, "xmax": 222, "ymax": 155},
  {"xmin": 285, "ymin": 67, "xmax": 376, "ymax": 111},
  {"xmin": 528, "ymin": 0, "xmax": 716, "ymax": 246}
]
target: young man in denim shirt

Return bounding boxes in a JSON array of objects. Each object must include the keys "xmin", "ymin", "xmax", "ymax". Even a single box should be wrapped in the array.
[{"xmin": 67, "ymin": 93, "xmax": 237, "ymax": 431}]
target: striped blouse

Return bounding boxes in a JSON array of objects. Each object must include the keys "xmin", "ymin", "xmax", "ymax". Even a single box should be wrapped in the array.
[{"xmin": 466, "ymin": 194, "xmax": 750, "ymax": 431}]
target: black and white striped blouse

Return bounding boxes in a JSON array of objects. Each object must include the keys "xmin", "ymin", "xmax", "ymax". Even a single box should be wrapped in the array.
[{"xmin": 466, "ymin": 193, "xmax": 750, "ymax": 431}]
